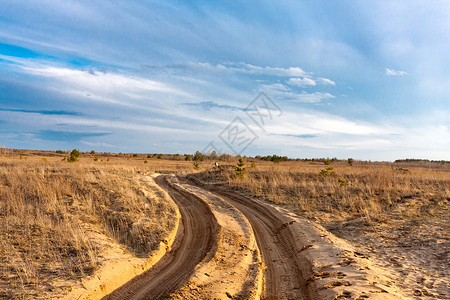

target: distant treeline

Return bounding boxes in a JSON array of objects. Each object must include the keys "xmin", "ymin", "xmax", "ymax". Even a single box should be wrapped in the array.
[{"xmin": 394, "ymin": 159, "xmax": 449, "ymax": 164}]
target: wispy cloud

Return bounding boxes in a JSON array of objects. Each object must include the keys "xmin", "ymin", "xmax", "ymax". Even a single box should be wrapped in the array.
[
  {"xmin": 386, "ymin": 68, "xmax": 407, "ymax": 76},
  {"xmin": 190, "ymin": 62, "xmax": 307, "ymax": 77},
  {"xmin": 288, "ymin": 92, "xmax": 335, "ymax": 103},
  {"xmin": 36, "ymin": 130, "xmax": 110, "ymax": 141},
  {"xmin": 287, "ymin": 77, "xmax": 316, "ymax": 87},
  {"xmin": 0, "ymin": 108, "xmax": 82, "ymax": 116},
  {"xmin": 182, "ymin": 101, "xmax": 250, "ymax": 111},
  {"xmin": 317, "ymin": 77, "xmax": 336, "ymax": 85}
]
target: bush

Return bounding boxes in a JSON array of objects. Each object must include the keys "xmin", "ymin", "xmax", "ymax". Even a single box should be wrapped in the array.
[
  {"xmin": 348, "ymin": 158, "xmax": 354, "ymax": 166},
  {"xmin": 338, "ymin": 178, "xmax": 348, "ymax": 186},
  {"xmin": 67, "ymin": 149, "xmax": 80, "ymax": 162},
  {"xmin": 193, "ymin": 151, "xmax": 204, "ymax": 161},
  {"xmin": 235, "ymin": 158, "xmax": 246, "ymax": 177},
  {"xmin": 324, "ymin": 158, "xmax": 332, "ymax": 165},
  {"xmin": 193, "ymin": 161, "xmax": 199, "ymax": 170},
  {"xmin": 320, "ymin": 167, "xmax": 335, "ymax": 176}
]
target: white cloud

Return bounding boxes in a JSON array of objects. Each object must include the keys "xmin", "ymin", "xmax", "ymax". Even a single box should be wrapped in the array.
[
  {"xmin": 290, "ymin": 92, "xmax": 335, "ymax": 103},
  {"xmin": 190, "ymin": 62, "xmax": 307, "ymax": 77},
  {"xmin": 317, "ymin": 77, "xmax": 336, "ymax": 85},
  {"xmin": 259, "ymin": 83, "xmax": 290, "ymax": 91},
  {"xmin": 386, "ymin": 68, "xmax": 408, "ymax": 76},
  {"xmin": 287, "ymin": 77, "xmax": 316, "ymax": 87}
]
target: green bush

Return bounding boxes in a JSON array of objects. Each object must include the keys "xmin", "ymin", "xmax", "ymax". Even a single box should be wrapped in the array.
[
  {"xmin": 67, "ymin": 149, "xmax": 80, "ymax": 162},
  {"xmin": 235, "ymin": 158, "xmax": 246, "ymax": 177},
  {"xmin": 320, "ymin": 166, "xmax": 335, "ymax": 176},
  {"xmin": 338, "ymin": 178, "xmax": 347, "ymax": 186},
  {"xmin": 193, "ymin": 161, "xmax": 199, "ymax": 170}
]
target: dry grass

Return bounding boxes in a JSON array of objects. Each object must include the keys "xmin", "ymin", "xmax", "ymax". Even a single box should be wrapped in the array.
[
  {"xmin": 198, "ymin": 160, "xmax": 450, "ymax": 223},
  {"xmin": 0, "ymin": 152, "xmax": 193, "ymax": 299},
  {"xmin": 196, "ymin": 159, "xmax": 450, "ymax": 298}
]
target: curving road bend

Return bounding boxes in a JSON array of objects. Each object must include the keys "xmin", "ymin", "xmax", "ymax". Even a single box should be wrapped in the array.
[
  {"xmin": 186, "ymin": 176, "xmax": 318, "ymax": 300},
  {"xmin": 103, "ymin": 175, "xmax": 218, "ymax": 300}
]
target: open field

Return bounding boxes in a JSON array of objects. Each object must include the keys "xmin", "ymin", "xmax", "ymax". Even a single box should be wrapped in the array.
[
  {"xmin": 195, "ymin": 160, "xmax": 450, "ymax": 298},
  {"xmin": 0, "ymin": 151, "xmax": 192, "ymax": 298},
  {"xmin": 0, "ymin": 150, "xmax": 449, "ymax": 299}
]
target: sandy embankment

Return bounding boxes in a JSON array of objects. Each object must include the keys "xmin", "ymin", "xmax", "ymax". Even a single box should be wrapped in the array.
[{"xmin": 63, "ymin": 174, "xmax": 180, "ymax": 300}]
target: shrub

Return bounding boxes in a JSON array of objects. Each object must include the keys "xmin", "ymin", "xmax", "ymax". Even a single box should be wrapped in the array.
[
  {"xmin": 324, "ymin": 158, "xmax": 332, "ymax": 165},
  {"xmin": 144, "ymin": 160, "xmax": 148, "ymax": 163},
  {"xmin": 42, "ymin": 157, "xmax": 48, "ymax": 162},
  {"xmin": 193, "ymin": 161, "xmax": 199, "ymax": 170},
  {"xmin": 348, "ymin": 158, "xmax": 354, "ymax": 166},
  {"xmin": 235, "ymin": 158, "xmax": 246, "ymax": 177},
  {"xmin": 90, "ymin": 150, "xmax": 96, "ymax": 155},
  {"xmin": 338, "ymin": 178, "xmax": 348, "ymax": 186},
  {"xmin": 193, "ymin": 151, "xmax": 204, "ymax": 161},
  {"xmin": 93, "ymin": 157, "xmax": 98, "ymax": 161},
  {"xmin": 320, "ymin": 166, "xmax": 336, "ymax": 176},
  {"xmin": 67, "ymin": 149, "xmax": 80, "ymax": 162},
  {"xmin": 56, "ymin": 150, "xmax": 65, "ymax": 154}
]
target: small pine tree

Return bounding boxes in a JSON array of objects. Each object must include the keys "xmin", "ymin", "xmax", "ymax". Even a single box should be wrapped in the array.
[
  {"xmin": 348, "ymin": 158, "xmax": 354, "ymax": 166},
  {"xmin": 235, "ymin": 158, "xmax": 246, "ymax": 177},
  {"xmin": 67, "ymin": 149, "xmax": 80, "ymax": 162}
]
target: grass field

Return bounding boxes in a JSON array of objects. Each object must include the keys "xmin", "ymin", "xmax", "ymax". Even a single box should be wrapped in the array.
[
  {"xmin": 195, "ymin": 159, "xmax": 450, "ymax": 298},
  {"xmin": 1, "ymin": 150, "xmax": 449, "ymax": 298},
  {"xmin": 0, "ymin": 151, "xmax": 191, "ymax": 298}
]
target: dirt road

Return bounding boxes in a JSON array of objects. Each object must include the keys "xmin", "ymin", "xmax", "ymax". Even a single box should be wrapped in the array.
[
  {"xmin": 186, "ymin": 177, "xmax": 318, "ymax": 300},
  {"xmin": 104, "ymin": 175, "xmax": 317, "ymax": 299},
  {"xmin": 103, "ymin": 176, "xmax": 218, "ymax": 300}
]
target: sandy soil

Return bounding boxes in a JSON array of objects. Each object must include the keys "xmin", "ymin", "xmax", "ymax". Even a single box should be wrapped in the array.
[{"xmin": 324, "ymin": 211, "xmax": 449, "ymax": 299}]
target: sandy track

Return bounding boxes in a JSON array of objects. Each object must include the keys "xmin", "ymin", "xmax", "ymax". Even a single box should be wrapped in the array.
[
  {"xmin": 186, "ymin": 177, "xmax": 318, "ymax": 300},
  {"xmin": 103, "ymin": 176, "xmax": 218, "ymax": 300}
]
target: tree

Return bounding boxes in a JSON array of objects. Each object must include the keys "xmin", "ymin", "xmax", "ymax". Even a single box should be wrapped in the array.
[
  {"xmin": 235, "ymin": 158, "xmax": 246, "ymax": 177},
  {"xmin": 348, "ymin": 158, "xmax": 354, "ymax": 166},
  {"xmin": 67, "ymin": 149, "xmax": 80, "ymax": 162},
  {"xmin": 193, "ymin": 151, "xmax": 205, "ymax": 161}
]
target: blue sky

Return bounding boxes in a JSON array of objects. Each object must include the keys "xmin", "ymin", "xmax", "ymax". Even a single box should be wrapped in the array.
[{"xmin": 0, "ymin": 1, "xmax": 449, "ymax": 160}]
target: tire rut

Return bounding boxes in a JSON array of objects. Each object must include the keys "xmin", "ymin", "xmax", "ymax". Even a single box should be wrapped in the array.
[
  {"xmin": 186, "ymin": 177, "xmax": 318, "ymax": 300},
  {"xmin": 102, "ymin": 175, "xmax": 218, "ymax": 300}
]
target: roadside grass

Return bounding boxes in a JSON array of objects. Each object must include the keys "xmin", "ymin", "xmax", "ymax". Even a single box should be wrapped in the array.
[
  {"xmin": 198, "ymin": 160, "xmax": 450, "ymax": 223},
  {"xmin": 0, "ymin": 154, "xmax": 193, "ymax": 298}
]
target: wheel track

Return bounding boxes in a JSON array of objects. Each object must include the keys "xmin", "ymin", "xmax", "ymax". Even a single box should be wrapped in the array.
[
  {"xmin": 186, "ymin": 176, "xmax": 318, "ymax": 300},
  {"xmin": 103, "ymin": 175, "xmax": 218, "ymax": 300}
]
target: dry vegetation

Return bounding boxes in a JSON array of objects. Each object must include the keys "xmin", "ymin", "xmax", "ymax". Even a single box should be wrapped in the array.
[
  {"xmin": 1, "ymin": 148, "xmax": 449, "ymax": 298},
  {"xmin": 195, "ymin": 159, "xmax": 450, "ymax": 298},
  {"xmin": 0, "ymin": 151, "xmax": 192, "ymax": 299}
]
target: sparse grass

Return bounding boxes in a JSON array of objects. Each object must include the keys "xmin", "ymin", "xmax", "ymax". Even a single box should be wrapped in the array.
[
  {"xmin": 196, "ymin": 160, "xmax": 450, "ymax": 297},
  {"xmin": 197, "ymin": 160, "xmax": 449, "ymax": 223},
  {"xmin": 0, "ymin": 153, "xmax": 194, "ymax": 298}
]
